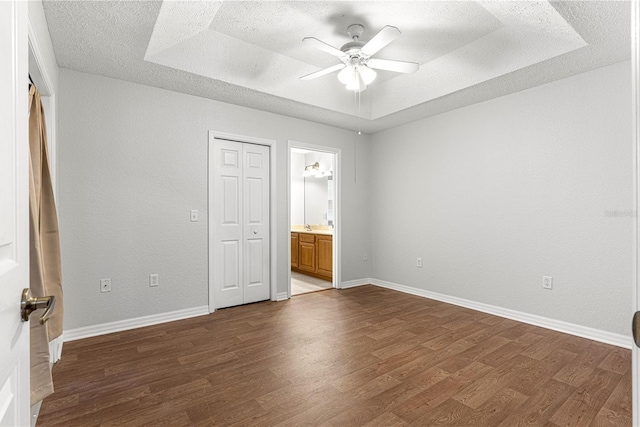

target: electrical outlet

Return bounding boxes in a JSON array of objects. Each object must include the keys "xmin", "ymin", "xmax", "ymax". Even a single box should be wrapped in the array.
[
  {"xmin": 149, "ymin": 274, "xmax": 159, "ymax": 287},
  {"xmin": 190, "ymin": 210, "xmax": 198, "ymax": 222},
  {"xmin": 363, "ymin": 252, "xmax": 368, "ymax": 261},
  {"xmin": 100, "ymin": 278, "xmax": 111, "ymax": 293},
  {"xmin": 417, "ymin": 258, "xmax": 423, "ymax": 268},
  {"xmin": 543, "ymin": 276, "xmax": 553, "ymax": 290}
]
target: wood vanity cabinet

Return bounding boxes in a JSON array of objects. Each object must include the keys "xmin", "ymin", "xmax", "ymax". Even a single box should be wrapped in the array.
[
  {"xmin": 291, "ymin": 233, "xmax": 299, "ymax": 268},
  {"xmin": 298, "ymin": 233, "xmax": 316, "ymax": 273},
  {"xmin": 291, "ymin": 232, "xmax": 332, "ymax": 281},
  {"xmin": 316, "ymin": 235, "xmax": 333, "ymax": 278}
]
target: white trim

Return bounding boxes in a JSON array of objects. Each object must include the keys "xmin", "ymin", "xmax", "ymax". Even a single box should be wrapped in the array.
[
  {"xmin": 276, "ymin": 292, "xmax": 289, "ymax": 301},
  {"xmin": 340, "ymin": 278, "xmax": 371, "ymax": 289},
  {"xmin": 28, "ymin": 11, "xmax": 58, "ymax": 199},
  {"xmin": 27, "ymin": 18, "xmax": 54, "ymax": 95},
  {"xmin": 287, "ymin": 141, "xmax": 342, "ymax": 298},
  {"xmin": 63, "ymin": 306, "xmax": 209, "ymax": 342},
  {"xmin": 27, "ymin": 14, "xmax": 60, "ymax": 427},
  {"xmin": 287, "ymin": 145, "xmax": 292, "ymax": 299},
  {"xmin": 370, "ymin": 278, "xmax": 631, "ymax": 350},
  {"xmin": 632, "ymin": 0, "xmax": 640, "ymax": 423},
  {"xmin": 208, "ymin": 131, "xmax": 277, "ymax": 312}
]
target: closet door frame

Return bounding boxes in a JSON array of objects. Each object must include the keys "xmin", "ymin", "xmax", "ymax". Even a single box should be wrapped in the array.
[{"xmin": 208, "ymin": 131, "xmax": 277, "ymax": 312}]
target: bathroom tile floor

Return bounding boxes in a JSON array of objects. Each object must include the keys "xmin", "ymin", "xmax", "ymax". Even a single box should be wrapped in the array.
[{"xmin": 291, "ymin": 271, "xmax": 332, "ymax": 295}]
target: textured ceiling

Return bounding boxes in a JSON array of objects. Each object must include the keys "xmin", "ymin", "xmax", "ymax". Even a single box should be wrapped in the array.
[{"xmin": 42, "ymin": 1, "xmax": 630, "ymax": 134}]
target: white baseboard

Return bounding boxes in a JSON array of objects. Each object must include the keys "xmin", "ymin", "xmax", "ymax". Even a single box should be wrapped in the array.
[
  {"xmin": 370, "ymin": 278, "xmax": 631, "ymax": 349},
  {"xmin": 276, "ymin": 291, "xmax": 289, "ymax": 301},
  {"xmin": 340, "ymin": 278, "xmax": 372, "ymax": 289},
  {"xmin": 63, "ymin": 281, "xmax": 630, "ymax": 350},
  {"xmin": 64, "ymin": 306, "xmax": 209, "ymax": 342}
]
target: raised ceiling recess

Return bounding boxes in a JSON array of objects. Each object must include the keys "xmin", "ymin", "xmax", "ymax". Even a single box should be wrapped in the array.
[{"xmin": 43, "ymin": 1, "xmax": 630, "ymax": 133}]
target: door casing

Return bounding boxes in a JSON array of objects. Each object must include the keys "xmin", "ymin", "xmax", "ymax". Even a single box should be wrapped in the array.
[
  {"xmin": 632, "ymin": 1, "xmax": 639, "ymax": 425},
  {"xmin": 287, "ymin": 141, "xmax": 342, "ymax": 298}
]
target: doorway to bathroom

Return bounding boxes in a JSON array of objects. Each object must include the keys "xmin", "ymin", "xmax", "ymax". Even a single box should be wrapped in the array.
[{"xmin": 289, "ymin": 143, "xmax": 340, "ymax": 296}]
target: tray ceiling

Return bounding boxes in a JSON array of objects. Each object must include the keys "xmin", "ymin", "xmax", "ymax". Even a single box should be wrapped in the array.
[{"xmin": 43, "ymin": 1, "xmax": 630, "ymax": 133}]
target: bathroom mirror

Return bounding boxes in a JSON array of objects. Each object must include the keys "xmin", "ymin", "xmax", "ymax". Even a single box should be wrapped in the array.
[
  {"xmin": 304, "ymin": 176, "xmax": 331, "ymax": 225},
  {"xmin": 290, "ymin": 149, "xmax": 334, "ymax": 227}
]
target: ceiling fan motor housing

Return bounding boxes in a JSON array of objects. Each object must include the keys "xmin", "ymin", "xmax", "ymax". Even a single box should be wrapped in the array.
[
  {"xmin": 342, "ymin": 24, "xmax": 369, "ymax": 62},
  {"xmin": 341, "ymin": 41, "xmax": 365, "ymax": 55},
  {"xmin": 346, "ymin": 24, "xmax": 365, "ymax": 40}
]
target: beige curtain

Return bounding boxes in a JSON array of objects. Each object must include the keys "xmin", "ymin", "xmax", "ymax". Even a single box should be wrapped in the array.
[{"xmin": 29, "ymin": 84, "xmax": 64, "ymax": 405}]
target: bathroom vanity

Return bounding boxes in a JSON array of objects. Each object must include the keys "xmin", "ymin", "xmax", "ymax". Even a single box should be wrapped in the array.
[{"xmin": 291, "ymin": 229, "xmax": 332, "ymax": 281}]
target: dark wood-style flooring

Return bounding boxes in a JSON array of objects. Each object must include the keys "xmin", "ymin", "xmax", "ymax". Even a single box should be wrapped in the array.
[{"xmin": 38, "ymin": 285, "xmax": 631, "ymax": 426}]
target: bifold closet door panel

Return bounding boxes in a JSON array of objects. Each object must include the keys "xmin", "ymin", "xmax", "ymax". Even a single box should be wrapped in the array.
[
  {"xmin": 212, "ymin": 139, "xmax": 244, "ymax": 309},
  {"xmin": 243, "ymin": 143, "xmax": 270, "ymax": 304}
]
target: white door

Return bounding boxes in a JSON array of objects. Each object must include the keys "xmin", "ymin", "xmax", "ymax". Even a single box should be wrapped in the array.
[
  {"xmin": 633, "ymin": 2, "xmax": 640, "ymax": 426},
  {"xmin": 212, "ymin": 139, "xmax": 270, "ymax": 309},
  {"xmin": 0, "ymin": 1, "xmax": 31, "ymax": 426},
  {"xmin": 242, "ymin": 143, "xmax": 270, "ymax": 304}
]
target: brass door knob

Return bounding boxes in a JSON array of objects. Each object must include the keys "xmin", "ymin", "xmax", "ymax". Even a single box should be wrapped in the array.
[
  {"xmin": 20, "ymin": 288, "xmax": 56, "ymax": 325},
  {"xmin": 634, "ymin": 311, "xmax": 640, "ymax": 348}
]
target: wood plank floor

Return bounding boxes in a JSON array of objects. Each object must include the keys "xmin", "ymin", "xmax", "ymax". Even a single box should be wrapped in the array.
[{"xmin": 38, "ymin": 286, "xmax": 631, "ymax": 426}]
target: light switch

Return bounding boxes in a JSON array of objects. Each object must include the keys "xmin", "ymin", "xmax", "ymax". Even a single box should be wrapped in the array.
[{"xmin": 190, "ymin": 210, "xmax": 198, "ymax": 222}]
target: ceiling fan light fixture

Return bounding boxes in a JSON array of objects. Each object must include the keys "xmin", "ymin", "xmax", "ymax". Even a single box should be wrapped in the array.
[
  {"xmin": 339, "ymin": 64, "xmax": 374, "ymax": 92},
  {"xmin": 337, "ymin": 66, "xmax": 354, "ymax": 85},
  {"xmin": 358, "ymin": 65, "xmax": 377, "ymax": 85},
  {"xmin": 346, "ymin": 71, "xmax": 366, "ymax": 92}
]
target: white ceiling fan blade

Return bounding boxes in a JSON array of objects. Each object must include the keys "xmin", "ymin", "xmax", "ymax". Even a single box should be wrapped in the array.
[
  {"xmin": 300, "ymin": 63, "xmax": 346, "ymax": 81},
  {"xmin": 303, "ymin": 37, "xmax": 347, "ymax": 60},
  {"xmin": 361, "ymin": 26, "xmax": 401, "ymax": 56},
  {"xmin": 367, "ymin": 58, "xmax": 419, "ymax": 74}
]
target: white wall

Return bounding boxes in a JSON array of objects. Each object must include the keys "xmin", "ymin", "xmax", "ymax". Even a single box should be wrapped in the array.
[
  {"xmin": 58, "ymin": 68, "xmax": 371, "ymax": 330},
  {"xmin": 370, "ymin": 61, "xmax": 633, "ymax": 337},
  {"xmin": 290, "ymin": 152, "xmax": 304, "ymax": 226},
  {"xmin": 58, "ymin": 59, "xmax": 632, "ymax": 342}
]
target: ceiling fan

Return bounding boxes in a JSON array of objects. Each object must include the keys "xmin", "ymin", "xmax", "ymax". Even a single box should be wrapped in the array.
[{"xmin": 300, "ymin": 24, "xmax": 419, "ymax": 92}]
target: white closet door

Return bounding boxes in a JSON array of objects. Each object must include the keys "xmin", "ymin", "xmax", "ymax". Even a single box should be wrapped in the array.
[
  {"xmin": 243, "ymin": 143, "xmax": 270, "ymax": 304},
  {"xmin": 213, "ymin": 140, "xmax": 244, "ymax": 309},
  {"xmin": 212, "ymin": 139, "xmax": 270, "ymax": 309}
]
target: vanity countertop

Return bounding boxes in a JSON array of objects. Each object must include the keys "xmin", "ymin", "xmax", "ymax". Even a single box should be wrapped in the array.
[{"xmin": 291, "ymin": 226, "xmax": 333, "ymax": 236}]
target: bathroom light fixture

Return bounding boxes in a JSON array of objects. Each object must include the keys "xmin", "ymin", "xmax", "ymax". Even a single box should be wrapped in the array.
[
  {"xmin": 302, "ymin": 162, "xmax": 321, "ymax": 177},
  {"xmin": 302, "ymin": 162, "xmax": 332, "ymax": 178}
]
